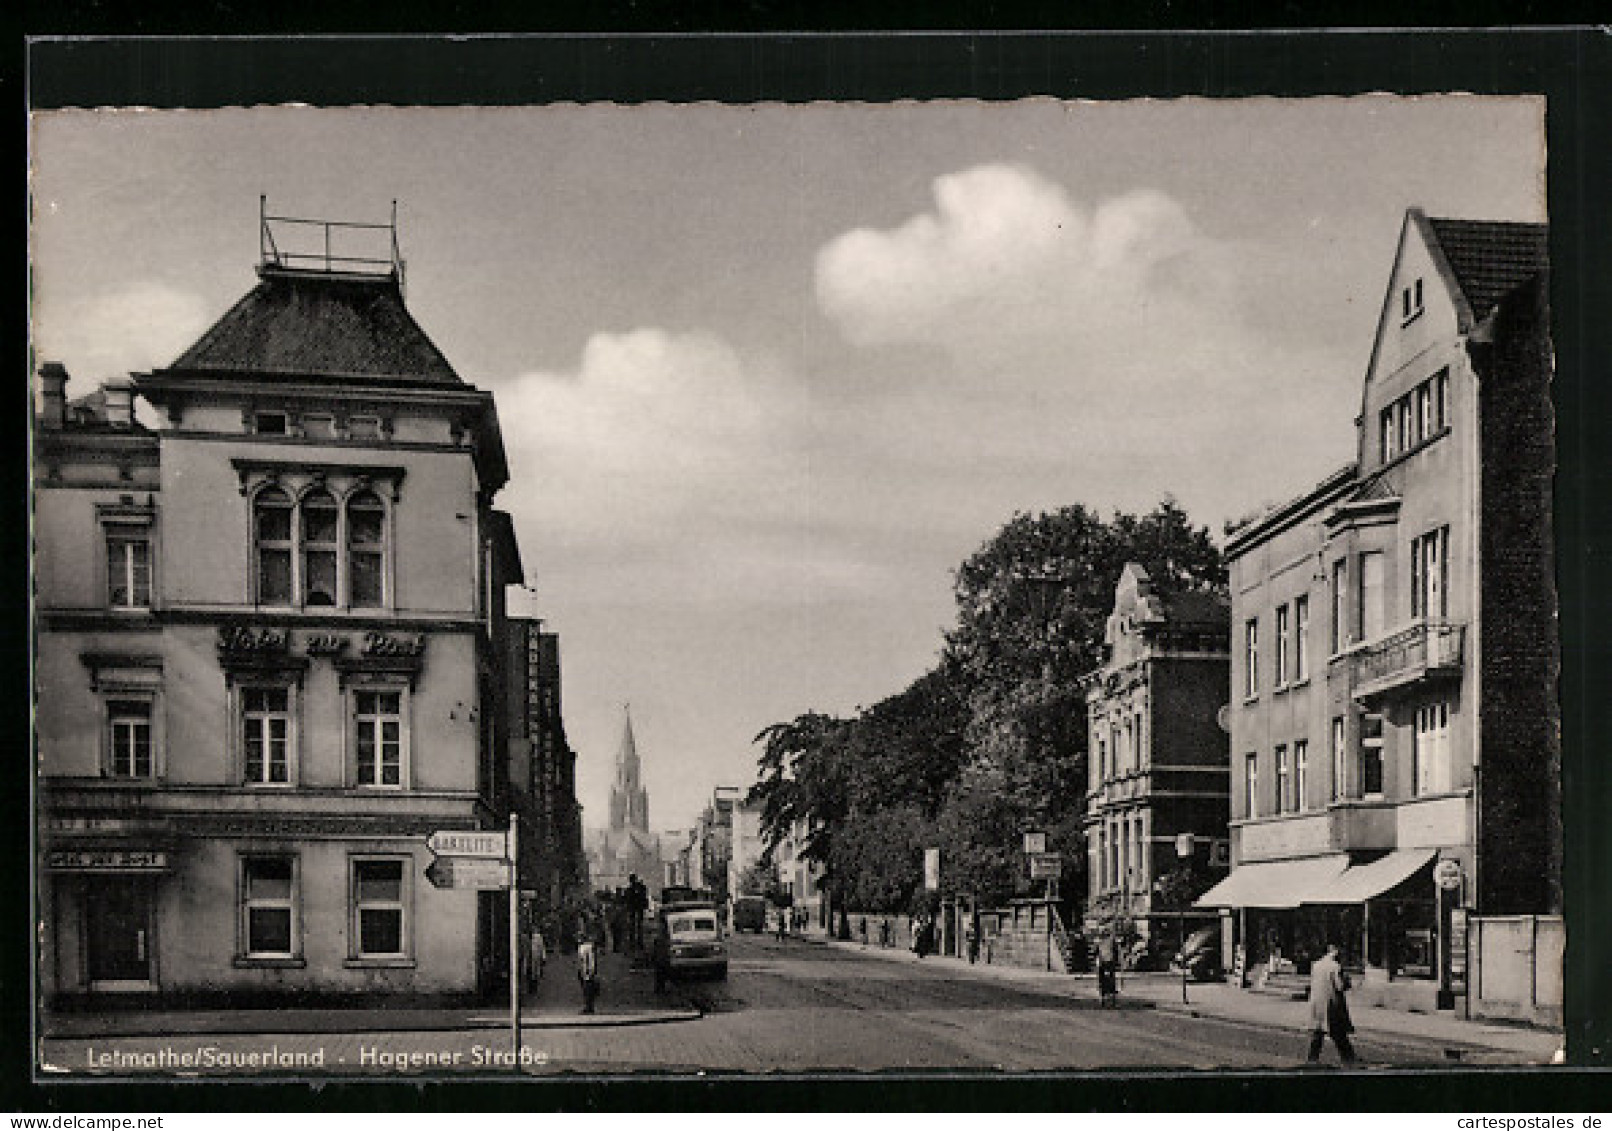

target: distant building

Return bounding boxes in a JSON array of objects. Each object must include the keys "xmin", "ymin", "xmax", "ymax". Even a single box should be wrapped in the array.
[
  {"xmin": 1201, "ymin": 210, "xmax": 1558, "ymax": 1023},
  {"xmin": 1081, "ymin": 563, "xmax": 1230, "ymax": 939},
  {"xmin": 35, "ymin": 209, "xmax": 523, "ymax": 1004},
  {"xmin": 775, "ymin": 816, "xmax": 826, "ymax": 928},
  {"xmin": 585, "ymin": 706, "xmax": 662, "ymax": 896},
  {"xmin": 727, "ymin": 798, "xmax": 766, "ymax": 901}
]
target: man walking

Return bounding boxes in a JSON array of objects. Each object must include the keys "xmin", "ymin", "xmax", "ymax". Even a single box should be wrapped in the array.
[
  {"xmin": 577, "ymin": 923, "xmax": 601, "ymax": 1015},
  {"xmin": 1306, "ymin": 943, "xmax": 1359, "ymax": 1065}
]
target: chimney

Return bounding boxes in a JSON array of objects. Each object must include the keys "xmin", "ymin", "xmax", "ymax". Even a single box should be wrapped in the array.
[
  {"xmin": 38, "ymin": 362, "xmax": 68, "ymax": 429},
  {"xmin": 102, "ymin": 379, "xmax": 135, "ymax": 428}
]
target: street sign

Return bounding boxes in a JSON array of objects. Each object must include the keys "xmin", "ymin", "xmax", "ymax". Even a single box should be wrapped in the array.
[
  {"xmin": 923, "ymin": 847, "xmax": 941, "ymax": 891},
  {"xmin": 1434, "ymin": 859, "xmax": 1463, "ymax": 890},
  {"xmin": 1029, "ymin": 853, "xmax": 1063, "ymax": 879},
  {"xmin": 425, "ymin": 856, "xmax": 511, "ymax": 890},
  {"xmin": 427, "ymin": 830, "xmax": 508, "ymax": 859},
  {"xmin": 1022, "ymin": 831, "xmax": 1046, "ymax": 855}
]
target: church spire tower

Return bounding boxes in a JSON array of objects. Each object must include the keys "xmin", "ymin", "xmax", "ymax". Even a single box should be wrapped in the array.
[{"xmin": 608, "ymin": 703, "xmax": 650, "ymax": 833}]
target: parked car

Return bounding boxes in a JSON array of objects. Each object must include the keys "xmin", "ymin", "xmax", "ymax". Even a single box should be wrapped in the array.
[
  {"xmin": 731, "ymin": 896, "xmax": 768, "ymax": 933},
  {"xmin": 653, "ymin": 904, "xmax": 728, "ymax": 988},
  {"xmin": 1173, "ymin": 924, "xmax": 1223, "ymax": 982}
]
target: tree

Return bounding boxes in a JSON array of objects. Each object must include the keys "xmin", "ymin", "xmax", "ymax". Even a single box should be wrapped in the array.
[
  {"xmin": 943, "ymin": 498, "xmax": 1225, "ymax": 906},
  {"xmin": 747, "ymin": 497, "xmax": 1224, "ymax": 922}
]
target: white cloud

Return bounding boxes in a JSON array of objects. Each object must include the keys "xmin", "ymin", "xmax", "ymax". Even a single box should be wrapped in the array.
[
  {"xmin": 815, "ymin": 165, "xmax": 1226, "ymax": 353},
  {"xmin": 495, "ymin": 328, "xmax": 865, "ymax": 605},
  {"xmin": 34, "ymin": 281, "xmax": 211, "ymax": 388},
  {"xmin": 811, "ymin": 164, "xmax": 1360, "ymax": 532}
]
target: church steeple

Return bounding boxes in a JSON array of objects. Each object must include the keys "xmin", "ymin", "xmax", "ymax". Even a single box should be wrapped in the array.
[{"xmin": 608, "ymin": 704, "xmax": 650, "ymax": 832}]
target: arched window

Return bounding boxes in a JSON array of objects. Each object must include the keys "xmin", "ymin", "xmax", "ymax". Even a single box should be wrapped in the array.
[
  {"xmin": 301, "ymin": 489, "xmax": 339, "ymax": 606},
  {"xmin": 254, "ymin": 486, "xmax": 294, "ymax": 605},
  {"xmin": 347, "ymin": 490, "xmax": 386, "ymax": 608}
]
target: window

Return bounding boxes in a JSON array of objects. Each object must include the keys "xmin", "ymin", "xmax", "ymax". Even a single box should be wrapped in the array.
[
  {"xmin": 1411, "ymin": 526, "xmax": 1450, "ymax": 620},
  {"xmin": 354, "ymin": 689, "xmax": 404, "ymax": 787},
  {"xmin": 1294, "ymin": 596, "xmax": 1310, "ymax": 681},
  {"xmin": 347, "ymin": 490, "xmax": 387, "ymax": 608},
  {"xmin": 1330, "ymin": 559, "xmax": 1348, "ymax": 653},
  {"xmin": 1295, "ymin": 740, "xmax": 1309, "ymax": 812},
  {"xmin": 1274, "ymin": 604, "xmax": 1290, "ymax": 687},
  {"xmin": 1416, "ymin": 384, "xmax": 1433, "ymax": 443},
  {"xmin": 1358, "ymin": 551, "xmax": 1385, "ymax": 643},
  {"xmin": 242, "ymin": 686, "xmax": 292, "ymax": 785},
  {"xmin": 250, "ymin": 482, "xmax": 390, "ymax": 610},
  {"xmin": 1244, "ymin": 618, "xmax": 1260, "ymax": 698},
  {"xmin": 254, "ymin": 411, "xmax": 288, "ymax": 436},
  {"xmin": 1397, "ymin": 400, "xmax": 1412, "ymax": 456},
  {"xmin": 107, "ymin": 699, "xmax": 153, "ymax": 778},
  {"xmin": 1244, "ymin": 753, "xmax": 1259, "ymax": 819},
  {"xmin": 1381, "ymin": 407, "xmax": 1397, "ymax": 462},
  {"xmin": 1435, "ymin": 370, "xmax": 1449, "ymax": 430},
  {"xmin": 106, "ymin": 529, "xmax": 151, "ymax": 609},
  {"xmin": 254, "ymin": 487, "xmax": 294, "ymax": 605},
  {"xmin": 1414, "ymin": 701, "xmax": 1452, "ymax": 796},
  {"xmin": 351, "ymin": 858, "xmax": 408, "ymax": 959},
  {"xmin": 300, "ymin": 413, "xmax": 336, "ymax": 439},
  {"xmin": 1331, "ymin": 717, "xmax": 1348, "ymax": 800},
  {"xmin": 241, "ymin": 856, "xmax": 297, "ymax": 958},
  {"xmin": 347, "ymin": 416, "xmax": 382, "ymax": 441},
  {"xmin": 301, "ymin": 489, "xmax": 339, "ymax": 606},
  {"xmin": 1361, "ymin": 712, "xmax": 1385, "ymax": 797},
  {"xmin": 1133, "ymin": 710, "xmax": 1146, "ymax": 768},
  {"xmin": 1096, "ymin": 734, "xmax": 1108, "ymax": 782},
  {"xmin": 1275, "ymin": 745, "xmax": 1290, "ymax": 814},
  {"xmin": 1402, "ymin": 277, "xmax": 1424, "ymax": 322}
]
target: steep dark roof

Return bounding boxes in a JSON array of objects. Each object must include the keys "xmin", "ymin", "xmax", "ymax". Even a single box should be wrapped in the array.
[
  {"xmin": 1160, "ymin": 588, "xmax": 1229, "ymax": 630},
  {"xmin": 1425, "ymin": 217, "xmax": 1548, "ymax": 323},
  {"xmin": 168, "ymin": 267, "xmax": 461, "ymax": 385}
]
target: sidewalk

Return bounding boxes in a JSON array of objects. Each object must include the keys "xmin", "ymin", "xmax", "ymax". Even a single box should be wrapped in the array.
[
  {"xmin": 42, "ymin": 948, "xmax": 698, "ymax": 1040},
  {"xmin": 804, "ymin": 929, "xmax": 1562, "ymax": 1065}
]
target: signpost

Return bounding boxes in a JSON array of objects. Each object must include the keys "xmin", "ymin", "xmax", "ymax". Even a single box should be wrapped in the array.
[
  {"xmin": 426, "ymin": 818, "xmax": 519, "ymax": 1065},
  {"xmin": 1028, "ymin": 853, "xmax": 1063, "ymax": 879},
  {"xmin": 424, "ymin": 856, "xmax": 512, "ymax": 890},
  {"xmin": 427, "ymin": 830, "xmax": 507, "ymax": 858}
]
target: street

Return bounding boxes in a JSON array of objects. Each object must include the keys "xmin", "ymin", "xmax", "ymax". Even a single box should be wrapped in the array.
[{"xmin": 39, "ymin": 934, "xmax": 1509, "ymax": 1076}]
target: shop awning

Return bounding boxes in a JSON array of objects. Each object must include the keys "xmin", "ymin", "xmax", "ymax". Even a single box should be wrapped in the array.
[
  {"xmin": 1193, "ymin": 854, "xmax": 1351, "ymax": 909},
  {"xmin": 1303, "ymin": 849, "xmax": 1436, "ymax": 905}
]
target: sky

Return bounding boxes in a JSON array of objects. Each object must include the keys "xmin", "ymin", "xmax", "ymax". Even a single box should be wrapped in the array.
[{"xmin": 29, "ymin": 96, "xmax": 1545, "ymax": 834}]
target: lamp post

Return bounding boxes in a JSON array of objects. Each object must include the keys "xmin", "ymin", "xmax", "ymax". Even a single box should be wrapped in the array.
[{"xmin": 1175, "ymin": 832, "xmax": 1195, "ymax": 1005}]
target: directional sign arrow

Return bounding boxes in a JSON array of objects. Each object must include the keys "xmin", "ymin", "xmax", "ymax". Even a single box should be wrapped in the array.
[
  {"xmin": 424, "ymin": 856, "xmax": 511, "ymax": 891},
  {"xmin": 425, "ymin": 856, "xmax": 454, "ymax": 889},
  {"xmin": 427, "ymin": 830, "xmax": 507, "ymax": 859}
]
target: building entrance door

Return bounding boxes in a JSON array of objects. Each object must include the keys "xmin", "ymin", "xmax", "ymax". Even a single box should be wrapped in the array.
[{"xmin": 85, "ymin": 878, "xmax": 152, "ymax": 988}]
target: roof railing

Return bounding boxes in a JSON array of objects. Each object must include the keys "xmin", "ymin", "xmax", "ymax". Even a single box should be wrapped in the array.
[{"xmin": 259, "ymin": 196, "xmax": 407, "ymax": 293}]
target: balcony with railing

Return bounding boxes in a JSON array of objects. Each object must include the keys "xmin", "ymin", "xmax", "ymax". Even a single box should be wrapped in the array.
[{"xmin": 1351, "ymin": 620, "xmax": 1465, "ymax": 701}]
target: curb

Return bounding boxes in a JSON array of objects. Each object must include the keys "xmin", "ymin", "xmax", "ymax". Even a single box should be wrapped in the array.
[{"xmin": 43, "ymin": 1007, "xmax": 702, "ymax": 1040}]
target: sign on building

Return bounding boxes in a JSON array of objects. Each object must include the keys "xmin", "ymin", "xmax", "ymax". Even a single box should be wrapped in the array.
[{"xmin": 923, "ymin": 847, "xmax": 940, "ymax": 891}]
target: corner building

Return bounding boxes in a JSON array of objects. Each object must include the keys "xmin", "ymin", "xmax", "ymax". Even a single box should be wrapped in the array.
[
  {"xmin": 36, "ymin": 218, "xmax": 523, "ymax": 1004},
  {"xmin": 1201, "ymin": 210, "xmax": 1559, "ymax": 1023},
  {"xmin": 1082, "ymin": 563, "xmax": 1231, "ymax": 939}
]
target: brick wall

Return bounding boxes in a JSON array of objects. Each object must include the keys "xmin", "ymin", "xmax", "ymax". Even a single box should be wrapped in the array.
[{"xmin": 1476, "ymin": 272, "xmax": 1561, "ymax": 915}]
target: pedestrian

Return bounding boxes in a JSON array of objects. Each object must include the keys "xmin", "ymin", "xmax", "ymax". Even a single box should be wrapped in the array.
[
  {"xmin": 965, "ymin": 917, "xmax": 978, "ymax": 965},
  {"xmin": 577, "ymin": 923, "xmax": 600, "ymax": 1015},
  {"xmin": 1306, "ymin": 943, "xmax": 1359, "ymax": 1065},
  {"xmin": 528, "ymin": 925, "xmax": 546, "ymax": 987},
  {"xmin": 880, "ymin": 917, "xmax": 892, "ymax": 948},
  {"xmin": 1096, "ymin": 934, "xmax": 1119, "ymax": 1007},
  {"xmin": 858, "ymin": 916, "xmax": 868, "ymax": 946},
  {"xmin": 775, "ymin": 907, "xmax": 787, "ymax": 941}
]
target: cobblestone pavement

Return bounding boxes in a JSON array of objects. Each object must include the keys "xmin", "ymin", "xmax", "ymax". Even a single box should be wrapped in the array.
[{"xmin": 38, "ymin": 935, "xmax": 1558, "ymax": 1078}]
